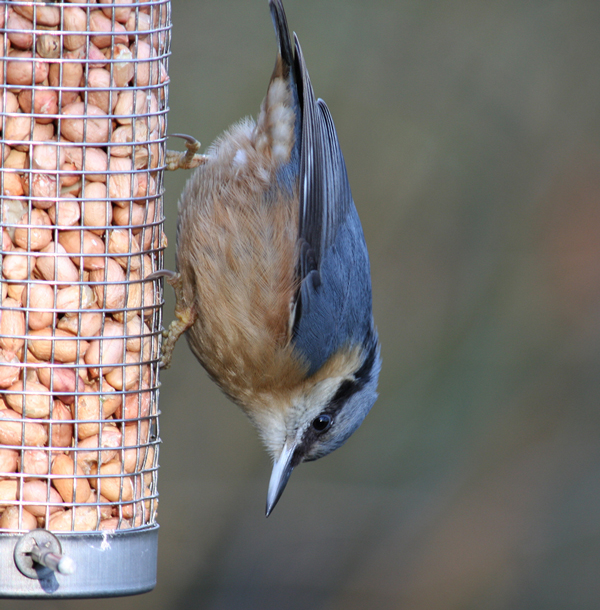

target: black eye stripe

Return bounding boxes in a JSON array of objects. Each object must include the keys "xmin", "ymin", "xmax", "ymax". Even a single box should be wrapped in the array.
[
  {"xmin": 354, "ymin": 337, "xmax": 379, "ymax": 385},
  {"xmin": 328, "ymin": 339, "xmax": 378, "ymax": 409},
  {"xmin": 297, "ymin": 338, "xmax": 380, "ymax": 461},
  {"xmin": 329, "ymin": 378, "xmax": 357, "ymax": 407}
]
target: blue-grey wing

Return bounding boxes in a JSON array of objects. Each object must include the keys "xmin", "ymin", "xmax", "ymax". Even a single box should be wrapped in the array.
[{"xmin": 291, "ymin": 36, "xmax": 375, "ymax": 375}]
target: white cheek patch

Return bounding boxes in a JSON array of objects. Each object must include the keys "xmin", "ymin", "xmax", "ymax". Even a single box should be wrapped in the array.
[
  {"xmin": 286, "ymin": 378, "xmax": 343, "ymax": 430},
  {"xmin": 251, "ymin": 408, "xmax": 287, "ymax": 460}
]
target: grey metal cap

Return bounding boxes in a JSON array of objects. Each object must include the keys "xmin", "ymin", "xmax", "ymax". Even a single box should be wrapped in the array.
[{"xmin": 0, "ymin": 526, "xmax": 158, "ymax": 599}]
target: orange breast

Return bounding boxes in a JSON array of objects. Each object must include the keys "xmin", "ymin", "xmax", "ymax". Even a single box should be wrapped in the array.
[{"xmin": 175, "ymin": 148, "xmax": 306, "ymax": 408}]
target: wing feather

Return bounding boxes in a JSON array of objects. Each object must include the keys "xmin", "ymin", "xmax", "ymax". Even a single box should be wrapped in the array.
[{"xmin": 291, "ymin": 37, "xmax": 375, "ymax": 374}]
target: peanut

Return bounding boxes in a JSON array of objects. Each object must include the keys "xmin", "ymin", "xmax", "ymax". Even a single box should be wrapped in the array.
[
  {"xmin": 24, "ymin": 282, "xmax": 55, "ymax": 330},
  {"xmin": 108, "ymin": 228, "xmax": 142, "ymax": 270},
  {"xmin": 0, "ymin": 479, "xmax": 18, "ymax": 504},
  {"xmin": 99, "ymin": 0, "xmax": 133, "ymax": 25},
  {"xmin": 4, "ymin": 149, "xmax": 27, "ymax": 170},
  {"xmin": 90, "ymin": 259, "xmax": 127, "ymax": 309},
  {"xmin": 5, "ymin": 379, "xmax": 52, "ymax": 418},
  {"xmin": 63, "ymin": 145, "xmax": 109, "ymax": 181},
  {"xmin": 60, "ymin": 102, "xmax": 110, "ymax": 144},
  {"xmin": 48, "ymin": 198, "xmax": 82, "ymax": 227},
  {"xmin": 59, "ymin": 229, "xmax": 107, "ymax": 270},
  {"xmin": 20, "ymin": 450, "xmax": 51, "ymax": 478},
  {"xmin": 17, "ymin": 88, "xmax": 59, "ymax": 123},
  {"xmin": 21, "ymin": 480, "xmax": 63, "ymax": 517},
  {"xmin": 13, "ymin": 2, "xmax": 61, "ymax": 27},
  {"xmin": 57, "ymin": 311, "xmax": 103, "ymax": 338},
  {"xmin": 6, "ymin": 50, "xmax": 49, "ymax": 86},
  {"xmin": 89, "ymin": 10, "xmax": 129, "ymax": 48},
  {"xmin": 13, "ymin": 209, "xmax": 53, "ymax": 251},
  {"xmin": 36, "ymin": 242, "xmax": 81, "ymax": 285},
  {"xmin": 111, "ymin": 43, "xmax": 135, "ymax": 87},
  {"xmin": 90, "ymin": 459, "xmax": 133, "ymax": 502},
  {"xmin": 56, "ymin": 285, "xmax": 96, "ymax": 313},
  {"xmin": 51, "ymin": 453, "xmax": 91, "ymax": 503},
  {"xmin": 76, "ymin": 425, "xmax": 122, "ymax": 473},
  {"xmin": 83, "ymin": 320, "xmax": 125, "ymax": 375},
  {"xmin": 27, "ymin": 328, "xmax": 87, "ymax": 363},
  {"xmin": 2, "ymin": 172, "xmax": 25, "ymax": 197},
  {"xmin": 7, "ymin": 12, "xmax": 34, "ymax": 50},
  {"xmin": 2, "ymin": 248, "xmax": 36, "ymax": 285},
  {"xmin": 117, "ymin": 381, "xmax": 151, "ymax": 420},
  {"xmin": 37, "ymin": 366, "xmax": 85, "ymax": 404},
  {"xmin": 47, "ymin": 399, "xmax": 74, "ymax": 447},
  {"xmin": 0, "ymin": 505, "xmax": 37, "ymax": 530},
  {"xmin": 123, "ymin": 420, "xmax": 150, "ymax": 473},
  {"xmin": 0, "ymin": 448, "xmax": 19, "ymax": 474},
  {"xmin": 0, "ymin": 408, "xmax": 48, "ymax": 446},
  {"xmin": 0, "ymin": 297, "xmax": 26, "ymax": 352},
  {"xmin": 72, "ymin": 387, "xmax": 119, "ymax": 439},
  {"xmin": 85, "ymin": 68, "xmax": 118, "ymax": 113},
  {"xmin": 82, "ymin": 182, "xmax": 112, "ymax": 234},
  {"xmin": 63, "ymin": 6, "xmax": 87, "ymax": 51},
  {"xmin": 0, "ymin": 349, "xmax": 20, "ymax": 389},
  {"xmin": 47, "ymin": 506, "xmax": 99, "ymax": 531},
  {"xmin": 48, "ymin": 60, "xmax": 83, "ymax": 107},
  {"xmin": 105, "ymin": 351, "xmax": 144, "ymax": 391},
  {"xmin": 36, "ymin": 34, "xmax": 61, "ymax": 59},
  {"xmin": 99, "ymin": 517, "xmax": 131, "ymax": 530}
]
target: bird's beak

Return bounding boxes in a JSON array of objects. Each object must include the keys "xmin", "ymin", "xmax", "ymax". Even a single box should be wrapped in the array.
[{"xmin": 266, "ymin": 439, "xmax": 297, "ymax": 517}]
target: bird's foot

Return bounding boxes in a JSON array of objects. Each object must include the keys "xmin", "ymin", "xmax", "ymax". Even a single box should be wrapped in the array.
[
  {"xmin": 147, "ymin": 270, "xmax": 196, "ymax": 368},
  {"xmin": 165, "ymin": 133, "xmax": 208, "ymax": 170},
  {"xmin": 159, "ymin": 305, "xmax": 195, "ymax": 369}
]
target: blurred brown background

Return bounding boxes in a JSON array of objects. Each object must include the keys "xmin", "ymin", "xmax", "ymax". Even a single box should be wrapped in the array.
[{"xmin": 6, "ymin": 0, "xmax": 600, "ymax": 608}]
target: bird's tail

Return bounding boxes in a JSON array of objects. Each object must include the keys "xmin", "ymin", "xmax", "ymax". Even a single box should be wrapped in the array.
[{"xmin": 269, "ymin": 0, "xmax": 294, "ymax": 70}]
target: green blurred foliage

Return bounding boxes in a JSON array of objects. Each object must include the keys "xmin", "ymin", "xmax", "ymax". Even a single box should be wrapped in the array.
[{"xmin": 7, "ymin": 0, "xmax": 600, "ymax": 609}]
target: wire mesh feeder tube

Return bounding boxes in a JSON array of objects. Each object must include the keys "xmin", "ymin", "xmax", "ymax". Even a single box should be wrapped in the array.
[{"xmin": 0, "ymin": 0, "xmax": 170, "ymax": 598}]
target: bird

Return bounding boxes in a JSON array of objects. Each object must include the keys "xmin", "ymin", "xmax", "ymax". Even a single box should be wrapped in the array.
[{"xmin": 157, "ymin": 0, "xmax": 381, "ymax": 516}]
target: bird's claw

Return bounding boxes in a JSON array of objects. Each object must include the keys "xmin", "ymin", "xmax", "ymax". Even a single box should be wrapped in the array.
[
  {"xmin": 159, "ymin": 306, "xmax": 195, "ymax": 369},
  {"xmin": 150, "ymin": 270, "xmax": 196, "ymax": 369},
  {"xmin": 146, "ymin": 269, "xmax": 179, "ymax": 283},
  {"xmin": 165, "ymin": 134, "xmax": 208, "ymax": 170}
]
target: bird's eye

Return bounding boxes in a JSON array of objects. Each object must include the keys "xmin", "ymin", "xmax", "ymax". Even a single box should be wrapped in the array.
[{"xmin": 312, "ymin": 414, "xmax": 332, "ymax": 433}]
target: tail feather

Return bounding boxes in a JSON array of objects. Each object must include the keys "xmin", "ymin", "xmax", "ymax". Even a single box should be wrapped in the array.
[{"xmin": 269, "ymin": 0, "xmax": 294, "ymax": 69}]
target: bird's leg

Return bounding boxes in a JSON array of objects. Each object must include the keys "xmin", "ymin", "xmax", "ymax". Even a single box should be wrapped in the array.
[
  {"xmin": 147, "ymin": 270, "xmax": 196, "ymax": 368},
  {"xmin": 165, "ymin": 133, "xmax": 208, "ymax": 171}
]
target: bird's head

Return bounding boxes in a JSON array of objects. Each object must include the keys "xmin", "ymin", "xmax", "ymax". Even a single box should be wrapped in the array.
[{"xmin": 248, "ymin": 340, "xmax": 380, "ymax": 516}]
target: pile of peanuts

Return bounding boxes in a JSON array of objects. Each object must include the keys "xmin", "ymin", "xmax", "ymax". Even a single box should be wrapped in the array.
[{"xmin": 0, "ymin": 0, "xmax": 168, "ymax": 532}]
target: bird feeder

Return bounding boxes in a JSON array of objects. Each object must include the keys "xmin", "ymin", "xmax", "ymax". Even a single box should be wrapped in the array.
[{"xmin": 0, "ymin": 0, "xmax": 169, "ymax": 597}]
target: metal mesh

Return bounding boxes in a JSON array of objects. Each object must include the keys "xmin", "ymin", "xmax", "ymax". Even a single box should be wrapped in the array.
[{"xmin": 0, "ymin": 0, "xmax": 170, "ymax": 533}]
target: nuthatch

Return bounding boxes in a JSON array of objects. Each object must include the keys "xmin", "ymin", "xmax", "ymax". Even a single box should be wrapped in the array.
[{"xmin": 159, "ymin": 0, "xmax": 381, "ymax": 515}]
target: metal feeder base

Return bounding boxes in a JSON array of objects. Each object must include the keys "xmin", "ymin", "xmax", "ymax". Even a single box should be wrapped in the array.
[{"xmin": 0, "ymin": 525, "xmax": 158, "ymax": 598}]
